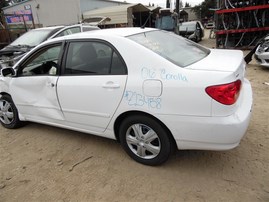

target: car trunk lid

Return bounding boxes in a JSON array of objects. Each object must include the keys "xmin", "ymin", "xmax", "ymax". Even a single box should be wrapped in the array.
[{"xmin": 187, "ymin": 49, "xmax": 245, "ymax": 72}]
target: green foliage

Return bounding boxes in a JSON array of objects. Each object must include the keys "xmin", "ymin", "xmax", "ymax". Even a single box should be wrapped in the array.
[
  {"xmin": 184, "ymin": 2, "xmax": 191, "ymax": 7},
  {"xmin": 192, "ymin": 0, "xmax": 216, "ymax": 19},
  {"xmin": 1, "ymin": 0, "xmax": 10, "ymax": 10}
]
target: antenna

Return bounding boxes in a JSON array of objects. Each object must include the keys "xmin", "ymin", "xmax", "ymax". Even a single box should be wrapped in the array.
[{"xmin": 141, "ymin": 12, "xmax": 153, "ymax": 29}]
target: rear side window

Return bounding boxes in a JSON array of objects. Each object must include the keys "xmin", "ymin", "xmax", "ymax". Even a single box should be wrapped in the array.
[
  {"xmin": 56, "ymin": 27, "xmax": 81, "ymax": 37},
  {"xmin": 128, "ymin": 30, "xmax": 209, "ymax": 67},
  {"xmin": 82, "ymin": 26, "xmax": 100, "ymax": 31},
  {"xmin": 64, "ymin": 41, "xmax": 126, "ymax": 75}
]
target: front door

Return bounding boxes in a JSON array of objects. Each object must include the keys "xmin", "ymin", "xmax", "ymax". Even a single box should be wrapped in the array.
[{"xmin": 10, "ymin": 43, "xmax": 64, "ymax": 121}]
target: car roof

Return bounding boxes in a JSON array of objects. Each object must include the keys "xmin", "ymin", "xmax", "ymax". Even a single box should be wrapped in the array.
[
  {"xmin": 31, "ymin": 26, "xmax": 65, "ymax": 31},
  {"xmin": 52, "ymin": 27, "xmax": 157, "ymax": 41}
]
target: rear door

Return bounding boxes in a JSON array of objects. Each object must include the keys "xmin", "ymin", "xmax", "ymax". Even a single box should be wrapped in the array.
[{"xmin": 57, "ymin": 40, "xmax": 127, "ymax": 132}]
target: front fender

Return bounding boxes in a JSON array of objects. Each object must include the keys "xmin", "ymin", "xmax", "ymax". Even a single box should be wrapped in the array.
[{"xmin": 0, "ymin": 76, "xmax": 11, "ymax": 95}]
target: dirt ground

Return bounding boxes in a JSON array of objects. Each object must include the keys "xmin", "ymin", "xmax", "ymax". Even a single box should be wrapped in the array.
[{"xmin": 0, "ymin": 30, "xmax": 269, "ymax": 202}]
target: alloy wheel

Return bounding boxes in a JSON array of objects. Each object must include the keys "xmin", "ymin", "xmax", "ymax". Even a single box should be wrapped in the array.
[
  {"xmin": 125, "ymin": 123, "xmax": 161, "ymax": 159},
  {"xmin": 0, "ymin": 99, "xmax": 14, "ymax": 125}
]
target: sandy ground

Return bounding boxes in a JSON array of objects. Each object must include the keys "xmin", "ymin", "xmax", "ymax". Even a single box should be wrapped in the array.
[{"xmin": 0, "ymin": 30, "xmax": 269, "ymax": 202}]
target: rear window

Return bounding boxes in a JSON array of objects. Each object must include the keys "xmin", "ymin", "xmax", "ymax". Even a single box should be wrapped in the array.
[
  {"xmin": 179, "ymin": 23, "xmax": 196, "ymax": 31},
  {"xmin": 128, "ymin": 30, "xmax": 209, "ymax": 67}
]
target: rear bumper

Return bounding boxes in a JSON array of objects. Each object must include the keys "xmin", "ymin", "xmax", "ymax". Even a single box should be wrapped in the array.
[{"xmin": 158, "ymin": 78, "xmax": 253, "ymax": 150}]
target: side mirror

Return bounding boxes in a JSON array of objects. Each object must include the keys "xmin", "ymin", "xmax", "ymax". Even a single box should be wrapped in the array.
[{"xmin": 1, "ymin": 67, "xmax": 16, "ymax": 77}]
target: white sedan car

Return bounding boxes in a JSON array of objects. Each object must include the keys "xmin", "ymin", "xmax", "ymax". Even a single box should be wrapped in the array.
[{"xmin": 0, "ymin": 28, "xmax": 252, "ymax": 165}]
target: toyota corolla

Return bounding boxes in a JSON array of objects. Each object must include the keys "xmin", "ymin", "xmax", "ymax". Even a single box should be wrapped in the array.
[{"xmin": 0, "ymin": 28, "xmax": 252, "ymax": 165}]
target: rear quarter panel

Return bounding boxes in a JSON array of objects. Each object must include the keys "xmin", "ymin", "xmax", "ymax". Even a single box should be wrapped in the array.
[{"xmin": 104, "ymin": 36, "xmax": 213, "ymax": 118}]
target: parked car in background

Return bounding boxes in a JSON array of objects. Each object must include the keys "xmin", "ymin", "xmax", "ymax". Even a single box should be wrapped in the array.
[
  {"xmin": 254, "ymin": 35, "xmax": 269, "ymax": 67},
  {"xmin": 205, "ymin": 22, "xmax": 215, "ymax": 29},
  {"xmin": 51, "ymin": 24, "xmax": 100, "ymax": 38},
  {"xmin": 0, "ymin": 28, "xmax": 252, "ymax": 166},
  {"xmin": 0, "ymin": 24, "xmax": 99, "ymax": 69},
  {"xmin": 179, "ymin": 21, "xmax": 204, "ymax": 42}
]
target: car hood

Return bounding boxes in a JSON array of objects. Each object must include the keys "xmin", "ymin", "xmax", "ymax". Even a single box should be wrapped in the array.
[
  {"xmin": 0, "ymin": 45, "xmax": 31, "ymax": 56},
  {"xmin": 0, "ymin": 46, "xmax": 31, "ymax": 69},
  {"xmin": 187, "ymin": 49, "xmax": 245, "ymax": 72}
]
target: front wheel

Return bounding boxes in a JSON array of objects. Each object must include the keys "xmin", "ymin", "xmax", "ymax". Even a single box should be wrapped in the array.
[
  {"xmin": 0, "ymin": 95, "xmax": 23, "ymax": 129},
  {"xmin": 119, "ymin": 115, "xmax": 172, "ymax": 166}
]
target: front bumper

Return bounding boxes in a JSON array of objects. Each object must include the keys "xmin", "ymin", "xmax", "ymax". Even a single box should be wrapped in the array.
[
  {"xmin": 255, "ymin": 46, "xmax": 269, "ymax": 67},
  {"xmin": 158, "ymin": 78, "xmax": 253, "ymax": 151}
]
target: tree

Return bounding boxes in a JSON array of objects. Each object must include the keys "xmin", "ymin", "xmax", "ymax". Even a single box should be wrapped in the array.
[
  {"xmin": 175, "ymin": 0, "xmax": 183, "ymax": 13},
  {"xmin": 166, "ymin": 0, "xmax": 170, "ymax": 8},
  {"xmin": 1, "ymin": 0, "xmax": 26, "ymax": 10},
  {"xmin": 184, "ymin": 2, "xmax": 191, "ymax": 7},
  {"xmin": 0, "ymin": 0, "xmax": 10, "ymax": 28},
  {"xmin": 192, "ymin": 0, "xmax": 216, "ymax": 20},
  {"xmin": 1, "ymin": 0, "xmax": 10, "ymax": 10}
]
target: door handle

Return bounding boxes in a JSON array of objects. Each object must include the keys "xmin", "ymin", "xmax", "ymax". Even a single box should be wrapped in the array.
[
  {"xmin": 46, "ymin": 82, "xmax": 55, "ymax": 87},
  {"xmin": 102, "ymin": 82, "xmax": 120, "ymax": 89}
]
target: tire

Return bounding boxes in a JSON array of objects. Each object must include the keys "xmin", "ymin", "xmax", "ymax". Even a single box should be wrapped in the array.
[
  {"xmin": 119, "ymin": 115, "xmax": 172, "ymax": 166},
  {"xmin": 0, "ymin": 95, "xmax": 23, "ymax": 129}
]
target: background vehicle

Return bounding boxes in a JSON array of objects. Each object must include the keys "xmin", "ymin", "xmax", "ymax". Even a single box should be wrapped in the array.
[
  {"xmin": 254, "ymin": 35, "xmax": 269, "ymax": 67},
  {"xmin": 0, "ymin": 24, "xmax": 99, "ymax": 69},
  {"xmin": 179, "ymin": 21, "xmax": 204, "ymax": 42},
  {"xmin": 205, "ymin": 22, "xmax": 215, "ymax": 29},
  {"xmin": 244, "ymin": 34, "xmax": 269, "ymax": 65},
  {"xmin": 155, "ymin": 9, "xmax": 179, "ymax": 34},
  {"xmin": 0, "ymin": 28, "xmax": 252, "ymax": 166}
]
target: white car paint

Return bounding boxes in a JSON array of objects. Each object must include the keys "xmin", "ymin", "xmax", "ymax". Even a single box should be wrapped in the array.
[
  {"xmin": 9, "ymin": 76, "xmax": 64, "ymax": 120},
  {"xmin": 57, "ymin": 75, "xmax": 127, "ymax": 132},
  {"xmin": 0, "ymin": 28, "xmax": 252, "ymax": 156}
]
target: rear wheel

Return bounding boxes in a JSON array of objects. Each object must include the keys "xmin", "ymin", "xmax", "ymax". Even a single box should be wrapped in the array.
[
  {"xmin": 119, "ymin": 115, "xmax": 172, "ymax": 166},
  {"xmin": 0, "ymin": 95, "xmax": 23, "ymax": 129}
]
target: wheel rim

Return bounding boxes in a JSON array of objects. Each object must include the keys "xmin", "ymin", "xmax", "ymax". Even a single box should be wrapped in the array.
[
  {"xmin": 126, "ymin": 124, "xmax": 161, "ymax": 159},
  {"xmin": 0, "ymin": 99, "xmax": 14, "ymax": 125}
]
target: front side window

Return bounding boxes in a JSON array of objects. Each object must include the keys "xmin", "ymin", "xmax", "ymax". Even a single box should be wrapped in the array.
[
  {"xmin": 128, "ymin": 30, "xmax": 209, "ymax": 67},
  {"xmin": 64, "ymin": 41, "xmax": 126, "ymax": 75},
  {"xmin": 18, "ymin": 44, "xmax": 62, "ymax": 76}
]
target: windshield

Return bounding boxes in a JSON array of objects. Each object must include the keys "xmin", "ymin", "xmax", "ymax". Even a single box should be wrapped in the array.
[
  {"xmin": 128, "ymin": 30, "xmax": 209, "ymax": 67},
  {"xmin": 10, "ymin": 29, "xmax": 53, "ymax": 47},
  {"xmin": 179, "ymin": 23, "xmax": 196, "ymax": 32},
  {"xmin": 155, "ymin": 16, "xmax": 175, "ymax": 31}
]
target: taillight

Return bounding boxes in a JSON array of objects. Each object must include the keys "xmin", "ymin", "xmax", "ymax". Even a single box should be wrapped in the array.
[{"xmin": 205, "ymin": 80, "xmax": 242, "ymax": 105}]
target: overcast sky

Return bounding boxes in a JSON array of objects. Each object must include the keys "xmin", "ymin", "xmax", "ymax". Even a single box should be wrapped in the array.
[{"xmin": 116, "ymin": 0, "xmax": 203, "ymax": 7}]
